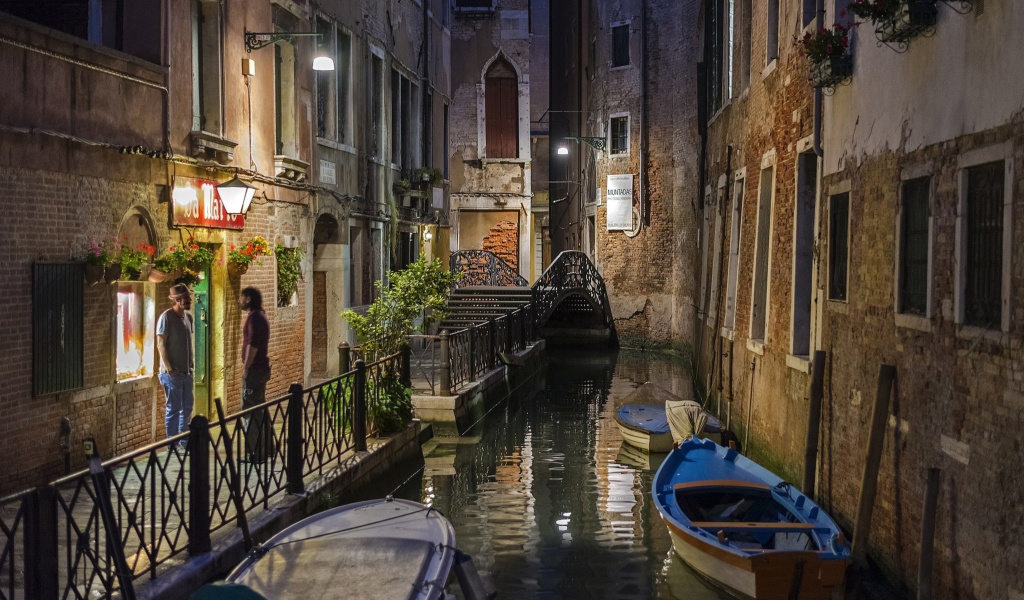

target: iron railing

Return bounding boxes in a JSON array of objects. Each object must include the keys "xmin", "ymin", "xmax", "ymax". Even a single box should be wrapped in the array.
[
  {"xmin": 0, "ymin": 352, "xmax": 403, "ymax": 600},
  {"xmin": 532, "ymin": 250, "xmax": 616, "ymax": 334},
  {"xmin": 449, "ymin": 249, "xmax": 528, "ymax": 288}
]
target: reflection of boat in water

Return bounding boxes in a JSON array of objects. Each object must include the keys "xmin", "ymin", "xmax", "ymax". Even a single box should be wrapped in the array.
[
  {"xmin": 615, "ymin": 440, "xmax": 668, "ymax": 471},
  {"xmin": 653, "ymin": 439, "xmax": 850, "ymax": 600},
  {"xmin": 193, "ymin": 498, "xmax": 493, "ymax": 600}
]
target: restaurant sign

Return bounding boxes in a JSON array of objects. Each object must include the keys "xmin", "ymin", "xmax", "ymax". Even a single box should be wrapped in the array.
[{"xmin": 171, "ymin": 177, "xmax": 245, "ymax": 230}]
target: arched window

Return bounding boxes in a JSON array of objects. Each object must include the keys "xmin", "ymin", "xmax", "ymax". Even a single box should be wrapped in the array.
[{"xmin": 485, "ymin": 60, "xmax": 518, "ymax": 158}]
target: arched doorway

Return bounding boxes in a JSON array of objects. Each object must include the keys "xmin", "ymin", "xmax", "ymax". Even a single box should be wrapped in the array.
[{"xmin": 312, "ymin": 214, "xmax": 342, "ymax": 379}]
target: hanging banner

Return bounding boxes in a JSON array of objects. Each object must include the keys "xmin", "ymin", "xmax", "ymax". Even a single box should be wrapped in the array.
[
  {"xmin": 606, "ymin": 174, "xmax": 634, "ymax": 231},
  {"xmin": 171, "ymin": 177, "xmax": 245, "ymax": 230}
]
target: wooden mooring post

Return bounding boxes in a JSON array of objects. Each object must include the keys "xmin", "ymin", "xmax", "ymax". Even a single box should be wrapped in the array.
[
  {"xmin": 918, "ymin": 468, "xmax": 941, "ymax": 600},
  {"xmin": 846, "ymin": 363, "xmax": 896, "ymax": 599},
  {"xmin": 802, "ymin": 350, "xmax": 826, "ymax": 500}
]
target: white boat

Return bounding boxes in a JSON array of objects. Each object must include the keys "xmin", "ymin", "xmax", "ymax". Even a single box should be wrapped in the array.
[
  {"xmin": 615, "ymin": 404, "xmax": 675, "ymax": 453},
  {"xmin": 193, "ymin": 497, "xmax": 491, "ymax": 600}
]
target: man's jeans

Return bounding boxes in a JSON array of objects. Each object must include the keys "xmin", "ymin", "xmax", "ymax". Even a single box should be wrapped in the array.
[
  {"xmin": 242, "ymin": 367, "xmax": 273, "ymax": 460},
  {"xmin": 159, "ymin": 372, "xmax": 195, "ymax": 442}
]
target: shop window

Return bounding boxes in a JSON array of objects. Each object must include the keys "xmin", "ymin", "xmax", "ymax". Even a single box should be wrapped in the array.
[{"xmin": 116, "ymin": 283, "xmax": 155, "ymax": 381}]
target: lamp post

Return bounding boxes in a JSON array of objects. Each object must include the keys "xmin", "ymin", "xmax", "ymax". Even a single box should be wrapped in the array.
[{"xmin": 244, "ymin": 30, "xmax": 335, "ymax": 71}]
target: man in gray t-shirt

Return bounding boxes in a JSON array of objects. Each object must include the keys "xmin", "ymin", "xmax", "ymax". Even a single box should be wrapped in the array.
[{"xmin": 157, "ymin": 284, "xmax": 195, "ymax": 445}]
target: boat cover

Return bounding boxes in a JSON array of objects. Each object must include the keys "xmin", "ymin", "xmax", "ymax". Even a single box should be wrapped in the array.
[{"xmin": 616, "ymin": 404, "xmax": 671, "ymax": 434}]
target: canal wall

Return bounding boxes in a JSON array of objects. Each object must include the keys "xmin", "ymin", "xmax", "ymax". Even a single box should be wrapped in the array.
[
  {"xmin": 136, "ymin": 420, "xmax": 431, "ymax": 600},
  {"xmin": 412, "ymin": 339, "xmax": 547, "ymax": 435}
]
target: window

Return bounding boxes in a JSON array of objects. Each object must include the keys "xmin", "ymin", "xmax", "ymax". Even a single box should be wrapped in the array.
[
  {"xmin": 792, "ymin": 151, "xmax": 817, "ymax": 357},
  {"xmin": 485, "ymin": 60, "xmax": 518, "ymax": 158},
  {"xmin": 395, "ymin": 231, "xmax": 417, "ymax": 271},
  {"xmin": 32, "ymin": 263, "xmax": 83, "ymax": 396},
  {"xmin": 726, "ymin": 0, "xmax": 734, "ymax": 100},
  {"xmin": 963, "ymin": 161, "xmax": 1004, "ymax": 328},
  {"xmin": 370, "ymin": 54, "xmax": 384, "ymax": 158},
  {"xmin": 315, "ymin": 18, "xmax": 335, "ymax": 139},
  {"xmin": 390, "ymin": 71, "xmax": 420, "ymax": 170},
  {"xmin": 766, "ymin": 0, "xmax": 780, "ymax": 64},
  {"xmin": 192, "ymin": 0, "xmax": 223, "ymax": 134},
  {"xmin": 116, "ymin": 284, "xmax": 155, "ymax": 381},
  {"xmin": 610, "ymin": 116, "xmax": 629, "ymax": 155},
  {"xmin": 802, "ymin": 0, "xmax": 816, "ymax": 28},
  {"xmin": 724, "ymin": 177, "xmax": 744, "ymax": 331},
  {"xmin": 612, "ymin": 23, "xmax": 630, "ymax": 67},
  {"xmin": 275, "ymin": 40, "xmax": 297, "ymax": 156},
  {"xmin": 709, "ymin": 188, "xmax": 725, "ymax": 321},
  {"xmin": 443, "ymin": 103, "xmax": 450, "ymax": 179},
  {"xmin": 828, "ymin": 193, "xmax": 850, "ymax": 302},
  {"xmin": 337, "ymin": 30, "xmax": 351, "ymax": 144},
  {"xmin": 699, "ymin": 190, "xmax": 712, "ymax": 315},
  {"xmin": 739, "ymin": 0, "xmax": 751, "ymax": 90},
  {"xmin": 391, "ymin": 69, "xmax": 402, "ymax": 165},
  {"xmin": 899, "ymin": 177, "xmax": 930, "ymax": 315},
  {"xmin": 349, "ymin": 225, "xmax": 380, "ymax": 306},
  {"xmin": 750, "ymin": 168, "xmax": 774, "ymax": 341}
]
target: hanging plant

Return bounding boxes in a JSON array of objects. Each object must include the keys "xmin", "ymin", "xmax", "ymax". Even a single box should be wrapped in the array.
[
  {"xmin": 796, "ymin": 23, "xmax": 853, "ymax": 89},
  {"xmin": 275, "ymin": 245, "xmax": 304, "ymax": 306},
  {"xmin": 228, "ymin": 235, "xmax": 272, "ymax": 277},
  {"xmin": 154, "ymin": 237, "xmax": 215, "ymax": 287},
  {"xmin": 119, "ymin": 243, "xmax": 156, "ymax": 280}
]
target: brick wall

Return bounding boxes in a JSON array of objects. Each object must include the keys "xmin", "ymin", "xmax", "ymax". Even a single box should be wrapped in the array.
[{"xmin": 482, "ymin": 220, "xmax": 519, "ymax": 270}]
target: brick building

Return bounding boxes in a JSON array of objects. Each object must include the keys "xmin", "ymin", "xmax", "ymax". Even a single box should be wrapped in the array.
[
  {"xmin": 0, "ymin": 0, "xmax": 449, "ymax": 492},
  {"xmin": 552, "ymin": 0, "xmax": 702, "ymax": 352},
  {"xmin": 448, "ymin": 0, "xmax": 545, "ymax": 279},
  {"xmin": 693, "ymin": 0, "xmax": 1024, "ymax": 597}
]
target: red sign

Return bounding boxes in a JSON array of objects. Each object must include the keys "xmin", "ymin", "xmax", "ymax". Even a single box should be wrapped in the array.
[{"xmin": 171, "ymin": 177, "xmax": 245, "ymax": 230}]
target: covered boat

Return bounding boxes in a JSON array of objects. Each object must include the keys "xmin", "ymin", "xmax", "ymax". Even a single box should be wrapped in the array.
[
  {"xmin": 653, "ymin": 438, "xmax": 850, "ymax": 600},
  {"xmin": 615, "ymin": 404, "xmax": 674, "ymax": 453},
  {"xmin": 203, "ymin": 498, "xmax": 480, "ymax": 600}
]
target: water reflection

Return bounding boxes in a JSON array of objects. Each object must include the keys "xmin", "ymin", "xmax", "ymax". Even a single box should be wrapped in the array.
[{"xmin": 400, "ymin": 350, "xmax": 730, "ymax": 599}]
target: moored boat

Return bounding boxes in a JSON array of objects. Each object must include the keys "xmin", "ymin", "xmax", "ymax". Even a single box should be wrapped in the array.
[
  {"xmin": 652, "ymin": 438, "xmax": 850, "ymax": 600},
  {"xmin": 194, "ymin": 497, "xmax": 492, "ymax": 600},
  {"xmin": 615, "ymin": 404, "xmax": 675, "ymax": 453}
]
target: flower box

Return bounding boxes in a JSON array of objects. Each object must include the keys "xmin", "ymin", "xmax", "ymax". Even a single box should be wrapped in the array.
[
  {"xmin": 876, "ymin": 0, "xmax": 937, "ymax": 45},
  {"xmin": 810, "ymin": 54, "xmax": 853, "ymax": 89}
]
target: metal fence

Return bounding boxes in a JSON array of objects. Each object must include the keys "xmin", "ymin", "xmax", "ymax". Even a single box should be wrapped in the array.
[{"xmin": 0, "ymin": 352, "xmax": 404, "ymax": 600}]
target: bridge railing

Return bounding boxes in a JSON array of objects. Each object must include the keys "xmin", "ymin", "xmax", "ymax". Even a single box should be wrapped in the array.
[
  {"xmin": 450, "ymin": 249, "xmax": 528, "ymax": 288},
  {"xmin": 532, "ymin": 250, "xmax": 615, "ymax": 335},
  {"xmin": 0, "ymin": 352, "xmax": 404, "ymax": 600}
]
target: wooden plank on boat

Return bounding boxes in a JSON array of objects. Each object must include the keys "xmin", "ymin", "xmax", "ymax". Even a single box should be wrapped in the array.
[
  {"xmin": 673, "ymin": 479, "xmax": 771, "ymax": 492},
  {"xmin": 690, "ymin": 521, "xmax": 818, "ymax": 531}
]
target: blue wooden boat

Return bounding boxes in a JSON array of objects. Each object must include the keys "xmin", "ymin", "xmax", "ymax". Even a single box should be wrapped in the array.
[
  {"xmin": 653, "ymin": 438, "xmax": 850, "ymax": 600},
  {"xmin": 615, "ymin": 404, "xmax": 674, "ymax": 452}
]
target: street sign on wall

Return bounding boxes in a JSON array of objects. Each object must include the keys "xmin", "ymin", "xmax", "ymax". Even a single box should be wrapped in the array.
[
  {"xmin": 606, "ymin": 174, "xmax": 634, "ymax": 231},
  {"xmin": 171, "ymin": 177, "xmax": 245, "ymax": 230}
]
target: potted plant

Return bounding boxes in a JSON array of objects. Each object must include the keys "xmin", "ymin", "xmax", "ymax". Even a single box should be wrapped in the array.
[
  {"xmin": 118, "ymin": 243, "xmax": 155, "ymax": 281},
  {"xmin": 797, "ymin": 24, "xmax": 853, "ymax": 89},
  {"xmin": 393, "ymin": 178, "xmax": 412, "ymax": 195},
  {"xmin": 275, "ymin": 244, "xmax": 304, "ymax": 307},
  {"xmin": 227, "ymin": 235, "xmax": 272, "ymax": 277},
  {"xmin": 411, "ymin": 167, "xmax": 444, "ymax": 189},
  {"xmin": 847, "ymin": 0, "xmax": 937, "ymax": 46},
  {"xmin": 153, "ymin": 237, "xmax": 215, "ymax": 287},
  {"xmin": 83, "ymin": 237, "xmax": 119, "ymax": 284}
]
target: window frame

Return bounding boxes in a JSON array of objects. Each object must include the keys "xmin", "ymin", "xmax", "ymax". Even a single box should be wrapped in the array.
[
  {"xmin": 611, "ymin": 21, "xmax": 631, "ymax": 68},
  {"xmin": 765, "ymin": 0, "xmax": 780, "ymax": 66},
  {"xmin": 954, "ymin": 142, "xmax": 1014, "ymax": 334},
  {"xmin": 827, "ymin": 192, "xmax": 850, "ymax": 303},
  {"xmin": 609, "ymin": 114, "xmax": 630, "ymax": 156},
  {"xmin": 748, "ymin": 152, "xmax": 776, "ymax": 350},
  {"xmin": 791, "ymin": 147, "xmax": 817, "ymax": 359},
  {"xmin": 723, "ymin": 169, "xmax": 746, "ymax": 335},
  {"xmin": 191, "ymin": 0, "xmax": 224, "ymax": 135},
  {"xmin": 895, "ymin": 166, "xmax": 933, "ymax": 330}
]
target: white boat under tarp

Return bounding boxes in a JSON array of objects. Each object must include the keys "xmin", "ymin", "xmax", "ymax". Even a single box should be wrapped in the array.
[{"xmin": 224, "ymin": 498, "xmax": 457, "ymax": 600}]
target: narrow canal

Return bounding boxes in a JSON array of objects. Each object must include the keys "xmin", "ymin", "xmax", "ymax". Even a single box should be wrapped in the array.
[{"xmin": 345, "ymin": 349, "xmax": 735, "ymax": 599}]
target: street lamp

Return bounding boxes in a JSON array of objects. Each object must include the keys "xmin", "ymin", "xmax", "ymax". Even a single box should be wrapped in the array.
[
  {"xmin": 217, "ymin": 176, "xmax": 257, "ymax": 217},
  {"xmin": 556, "ymin": 135, "xmax": 607, "ymax": 156},
  {"xmin": 244, "ymin": 30, "xmax": 335, "ymax": 71}
]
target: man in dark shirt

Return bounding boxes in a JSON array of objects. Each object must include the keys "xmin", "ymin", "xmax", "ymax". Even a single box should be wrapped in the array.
[{"xmin": 239, "ymin": 287, "xmax": 272, "ymax": 461}]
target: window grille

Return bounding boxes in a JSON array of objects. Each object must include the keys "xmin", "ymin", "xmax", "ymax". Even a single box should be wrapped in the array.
[
  {"xmin": 899, "ymin": 177, "xmax": 930, "ymax": 315},
  {"xmin": 964, "ymin": 161, "xmax": 1004, "ymax": 327},
  {"xmin": 610, "ymin": 117, "xmax": 628, "ymax": 154},
  {"xmin": 612, "ymin": 24, "xmax": 630, "ymax": 67},
  {"xmin": 828, "ymin": 193, "xmax": 849, "ymax": 301},
  {"xmin": 33, "ymin": 263, "xmax": 83, "ymax": 396}
]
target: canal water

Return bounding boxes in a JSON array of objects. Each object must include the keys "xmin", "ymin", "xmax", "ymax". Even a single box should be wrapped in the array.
[{"xmin": 346, "ymin": 349, "xmax": 735, "ymax": 599}]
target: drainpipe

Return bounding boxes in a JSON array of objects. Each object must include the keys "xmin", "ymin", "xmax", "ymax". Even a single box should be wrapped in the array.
[
  {"xmin": 812, "ymin": 0, "xmax": 825, "ymax": 158},
  {"xmin": 639, "ymin": 0, "xmax": 649, "ymax": 226},
  {"xmin": 163, "ymin": 0, "xmax": 172, "ymax": 152}
]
